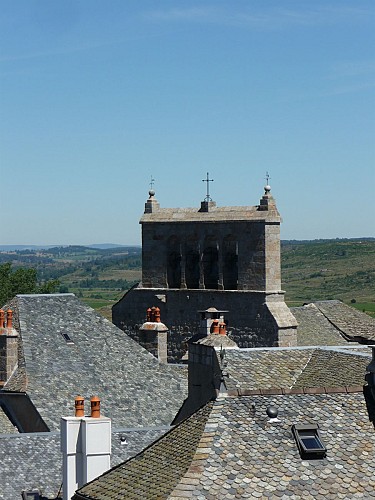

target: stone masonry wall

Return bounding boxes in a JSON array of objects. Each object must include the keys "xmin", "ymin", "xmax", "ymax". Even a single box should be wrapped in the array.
[
  {"xmin": 113, "ymin": 287, "xmax": 287, "ymax": 363},
  {"xmin": 141, "ymin": 220, "xmax": 271, "ymax": 291}
]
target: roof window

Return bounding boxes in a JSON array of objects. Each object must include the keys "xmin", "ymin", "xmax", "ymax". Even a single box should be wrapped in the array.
[
  {"xmin": 61, "ymin": 332, "xmax": 74, "ymax": 345},
  {"xmin": 292, "ymin": 423, "xmax": 326, "ymax": 459}
]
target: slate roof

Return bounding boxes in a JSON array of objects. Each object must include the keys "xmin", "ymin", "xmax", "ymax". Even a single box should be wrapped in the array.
[
  {"xmin": 315, "ymin": 300, "xmax": 375, "ymax": 343},
  {"xmin": 0, "ymin": 426, "xmax": 168, "ymax": 499},
  {"xmin": 222, "ymin": 347, "xmax": 371, "ymax": 393},
  {"xmin": 0, "ymin": 408, "xmax": 17, "ymax": 435},
  {"xmin": 293, "ymin": 301, "xmax": 375, "ymax": 346},
  {"xmin": 73, "ymin": 391, "xmax": 375, "ymax": 499},
  {"xmin": 1, "ymin": 294, "xmax": 187, "ymax": 430},
  {"xmin": 292, "ymin": 303, "xmax": 347, "ymax": 346},
  {"xmin": 74, "ymin": 403, "xmax": 213, "ymax": 500}
]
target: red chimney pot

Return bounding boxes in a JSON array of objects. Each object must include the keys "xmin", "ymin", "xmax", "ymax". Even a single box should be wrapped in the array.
[
  {"xmin": 75, "ymin": 396, "xmax": 85, "ymax": 417},
  {"xmin": 6, "ymin": 309, "xmax": 13, "ymax": 329},
  {"xmin": 90, "ymin": 396, "xmax": 101, "ymax": 418}
]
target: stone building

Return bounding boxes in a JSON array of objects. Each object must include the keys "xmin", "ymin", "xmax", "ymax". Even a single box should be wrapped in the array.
[
  {"xmin": 73, "ymin": 340, "xmax": 375, "ymax": 500},
  {"xmin": 113, "ymin": 184, "xmax": 297, "ymax": 362}
]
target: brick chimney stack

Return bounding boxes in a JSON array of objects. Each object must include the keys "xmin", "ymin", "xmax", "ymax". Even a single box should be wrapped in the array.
[
  {"xmin": 139, "ymin": 307, "xmax": 169, "ymax": 363},
  {"xmin": 0, "ymin": 309, "xmax": 18, "ymax": 386}
]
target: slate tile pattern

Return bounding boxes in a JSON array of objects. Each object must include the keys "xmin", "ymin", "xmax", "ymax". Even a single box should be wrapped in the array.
[
  {"xmin": 0, "ymin": 426, "xmax": 168, "ymax": 499},
  {"xmin": 73, "ymin": 403, "xmax": 213, "ymax": 500},
  {"xmin": 315, "ymin": 300, "xmax": 375, "ymax": 342},
  {"xmin": 223, "ymin": 349, "xmax": 313, "ymax": 391},
  {"xmin": 292, "ymin": 303, "xmax": 348, "ymax": 346},
  {"xmin": 2, "ymin": 294, "xmax": 187, "ymax": 430},
  {"xmin": 0, "ymin": 407, "xmax": 17, "ymax": 434},
  {"xmin": 292, "ymin": 349, "xmax": 370, "ymax": 388},
  {"xmin": 171, "ymin": 393, "xmax": 375, "ymax": 499},
  {"xmin": 222, "ymin": 347, "xmax": 370, "ymax": 393},
  {"xmin": 72, "ymin": 392, "xmax": 375, "ymax": 499}
]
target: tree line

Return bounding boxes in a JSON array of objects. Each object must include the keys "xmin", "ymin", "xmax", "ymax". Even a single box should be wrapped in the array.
[{"xmin": 0, "ymin": 263, "xmax": 60, "ymax": 306}]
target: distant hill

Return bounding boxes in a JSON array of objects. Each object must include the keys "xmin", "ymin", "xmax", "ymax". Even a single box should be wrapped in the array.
[
  {"xmin": 0, "ymin": 243, "xmax": 139, "ymax": 251},
  {"xmin": 281, "ymin": 239, "xmax": 375, "ymax": 315},
  {"xmin": 0, "ymin": 239, "xmax": 374, "ymax": 318}
]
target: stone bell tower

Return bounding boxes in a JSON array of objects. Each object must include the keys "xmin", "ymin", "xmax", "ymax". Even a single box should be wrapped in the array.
[{"xmin": 113, "ymin": 180, "xmax": 297, "ymax": 362}]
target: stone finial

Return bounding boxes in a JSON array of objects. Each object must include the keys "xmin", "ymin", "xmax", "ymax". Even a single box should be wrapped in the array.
[
  {"xmin": 144, "ymin": 189, "xmax": 160, "ymax": 214},
  {"xmin": 258, "ymin": 184, "xmax": 277, "ymax": 211}
]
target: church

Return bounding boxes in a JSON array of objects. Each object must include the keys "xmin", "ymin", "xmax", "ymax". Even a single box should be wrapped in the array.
[{"xmin": 113, "ymin": 180, "xmax": 298, "ymax": 362}]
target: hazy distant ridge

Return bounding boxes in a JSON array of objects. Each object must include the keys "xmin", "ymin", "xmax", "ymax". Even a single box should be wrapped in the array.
[
  {"xmin": 0, "ymin": 244, "xmax": 141, "ymax": 251},
  {"xmin": 1, "ymin": 237, "xmax": 374, "ymax": 252}
]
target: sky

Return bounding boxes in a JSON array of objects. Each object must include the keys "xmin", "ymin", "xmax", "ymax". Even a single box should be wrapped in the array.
[{"xmin": 0, "ymin": 0, "xmax": 374, "ymax": 246}]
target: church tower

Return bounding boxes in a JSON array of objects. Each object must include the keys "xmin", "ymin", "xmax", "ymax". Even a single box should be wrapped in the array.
[{"xmin": 113, "ymin": 180, "xmax": 297, "ymax": 362}]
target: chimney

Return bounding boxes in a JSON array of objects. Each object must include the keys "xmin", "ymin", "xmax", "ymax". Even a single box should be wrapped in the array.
[
  {"xmin": 139, "ymin": 307, "xmax": 169, "ymax": 363},
  {"xmin": 0, "ymin": 310, "xmax": 18, "ymax": 386},
  {"xmin": 366, "ymin": 346, "xmax": 375, "ymax": 399},
  {"xmin": 199, "ymin": 307, "xmax": 228, "ymax": 336},
  {"xmin": 61, "ymin": 396, "xmax": 111, "ymax": 500}
]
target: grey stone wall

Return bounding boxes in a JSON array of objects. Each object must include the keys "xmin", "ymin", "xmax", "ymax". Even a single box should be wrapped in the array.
[
  {"xmin": 113, "ymin": 287, "xmax": 294, "ymax": 363},
  {"xmin": 141, "ymin": 220, "xmax": 280, "ymax": 292},
  {"xmin": 173, "ymin": 343, "xmax": 222, "ymax": 424},
  {"xmin": 115, "ymin": 189, "xmax": 296, "ymax": 361}
]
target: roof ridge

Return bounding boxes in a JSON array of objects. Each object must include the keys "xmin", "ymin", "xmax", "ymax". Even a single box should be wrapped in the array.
[
  {"xmin": 226, "ymin": 385, "xmax": 364, "ymax": 396},
  {"xmin": 290, "ymin": 348, "xmax": 317, "ymax": 389}
]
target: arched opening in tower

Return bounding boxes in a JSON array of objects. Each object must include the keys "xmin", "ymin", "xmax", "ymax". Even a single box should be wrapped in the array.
[
  {"xmin": 223, "ymin": 237, "xmax": 238, "ymax": 290},
  {"xmin": 203, "ymin": 245, "xmax": 219, "ymax": 289},
  {"xmin": 167, "ymin": 236, "xmax": 181, "ymax": 288}
]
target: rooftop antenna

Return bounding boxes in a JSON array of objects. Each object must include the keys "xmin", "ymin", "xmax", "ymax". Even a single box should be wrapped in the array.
[{"xmin": 202, "ymin": 172, "xmax": 214, "ymax": 202}]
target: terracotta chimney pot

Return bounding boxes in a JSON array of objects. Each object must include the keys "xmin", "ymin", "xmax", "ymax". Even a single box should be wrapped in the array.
[
  {"xmin": 151, "ymin": 306, "xmax": 156, "ymax": 322},
  {"xmin": 0, "ymin": 310, "xmax": 4, "ymax": 328},
  {"xmin": 219, "ymin": 322, "xmax": 227, "ymax": 335},
  {"xmin": 146, "ymin": 308, "xmax": 152, "ymax": 322},
  {"xmin": 154, "ymin": 307, "xmax": 161, "ymax": 323},
  {"xmin": 90, "ymin": 396, "xmax": 101, "ymax": 418},
  {"xmin": 6, "ymin": 309, "xmax": 13, "ymax": 329},
  {"xmin": 211, "ymin": 319, "xmax": 220, "ymax": 334},
  {"xmin": 75, "ymin": 396, "xmax": 85, "ymax": 417}
]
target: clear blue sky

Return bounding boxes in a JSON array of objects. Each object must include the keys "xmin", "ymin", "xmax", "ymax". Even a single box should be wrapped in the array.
[{"xmin": 1, "ymin": 1, "xmax": 374, "ymax": 245}]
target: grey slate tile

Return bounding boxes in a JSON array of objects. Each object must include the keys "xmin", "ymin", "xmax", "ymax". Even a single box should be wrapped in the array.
[{"xmin": 5, "ymin": 294, "xmax": 187, "ymax": 430}]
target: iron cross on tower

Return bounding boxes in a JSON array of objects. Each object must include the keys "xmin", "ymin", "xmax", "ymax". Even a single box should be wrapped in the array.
[{"xmin": 202, "ymin": 172, "xmax": 214, "ymax": 202}]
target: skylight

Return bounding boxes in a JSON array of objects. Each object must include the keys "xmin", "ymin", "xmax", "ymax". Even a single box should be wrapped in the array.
[
  {"xmin": 292, "ymin": 423, "xmax": 326, "ymax": 459},
  {"xmin": 61, "ymin": 332, "xmax": 74, "ymax": 345}
]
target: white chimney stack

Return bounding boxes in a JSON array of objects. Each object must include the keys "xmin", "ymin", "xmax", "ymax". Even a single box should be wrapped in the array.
[{"xmin": 61, "ymin": 396, "xmax": 111, "ymax": 500}]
